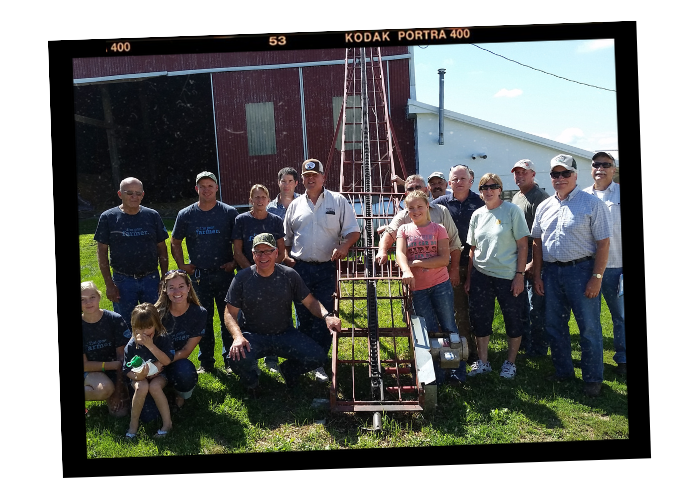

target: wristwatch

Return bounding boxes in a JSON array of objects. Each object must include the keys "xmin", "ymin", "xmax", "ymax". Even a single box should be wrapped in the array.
[
  {"xmin": 592, "ymin": 273, "xmax": 603, "ymax": 279},
  {"xmin": 323, "ymin": 311, "xmax": 335, "ymax": 319},
  {"xmin": 516, "ymin": 271, "xmax": 526, "ymax": 276}
]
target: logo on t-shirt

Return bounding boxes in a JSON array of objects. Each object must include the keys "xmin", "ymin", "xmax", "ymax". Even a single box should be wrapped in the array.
[
  {"xmin": 325, "ymin": 209, "xmax": 336, "ymax": 215},
  {"xmin": 122, "ymin": 227, "xmax": 150, "ymax": 237},
  {"xmin": 196, "ymin": 226, "xmax": 221, "ymax": 235},
  {"xmin": 123, "ymin": 329, "xmax": 132, "ymax": 339}
]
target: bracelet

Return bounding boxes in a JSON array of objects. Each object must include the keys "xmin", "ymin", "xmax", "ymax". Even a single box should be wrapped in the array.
[
  {"xmin": 101, "ymin": 362, "xmax": 106, "ymax": 372},
  {"xmin": 516, "ymin": 271, "xmax": 525, "ymax": 276},
  {"xmin": 323, "ymin": 311, "xmax": 335, "ymax": 319}
]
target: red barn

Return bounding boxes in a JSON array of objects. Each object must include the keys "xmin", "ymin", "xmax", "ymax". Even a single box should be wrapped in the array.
[{"xmin": 73, "ymin": 47, "xmax": 416, "ymax": 210}]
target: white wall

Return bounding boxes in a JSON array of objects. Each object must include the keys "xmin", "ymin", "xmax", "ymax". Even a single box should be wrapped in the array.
[{"xmin": 414, "ymin": 113, "xmax": 593, "ymax": 192}]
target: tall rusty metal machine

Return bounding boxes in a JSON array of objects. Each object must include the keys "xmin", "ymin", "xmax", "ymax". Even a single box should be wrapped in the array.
[{"xmin": 325, "ymin": 47, "xmax": 437, "ymax": 429}]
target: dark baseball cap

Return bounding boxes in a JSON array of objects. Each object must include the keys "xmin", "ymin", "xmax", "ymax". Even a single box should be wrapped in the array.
[{"xmin": 301, "ymin": 159, "xmax": 324, "ymax": 175}]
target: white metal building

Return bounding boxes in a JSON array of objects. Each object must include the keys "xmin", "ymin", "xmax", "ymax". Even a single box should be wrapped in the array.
[{"xmin": 407, "ymin": 99, "xmax": 606, "ymax": 194}]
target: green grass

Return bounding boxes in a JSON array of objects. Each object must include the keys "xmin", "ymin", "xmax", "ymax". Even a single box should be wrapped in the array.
[{"xmin": 80, "ymin": 217, "xmax": 627, "ymax": 457}]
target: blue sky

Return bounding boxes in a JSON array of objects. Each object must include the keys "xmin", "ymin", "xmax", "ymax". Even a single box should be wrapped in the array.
[{"xmin": 412, "ymin": 40, "xmax": 618, "ymax": 157}]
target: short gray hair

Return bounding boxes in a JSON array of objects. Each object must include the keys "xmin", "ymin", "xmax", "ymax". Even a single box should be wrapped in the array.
[{"xmin": 119, "ymin": 177, "xmax": 143, "ymax": 191}]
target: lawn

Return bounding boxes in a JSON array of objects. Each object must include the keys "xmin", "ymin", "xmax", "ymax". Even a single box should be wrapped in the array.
[{"xmin": 79, "ymin": 217, "xmax": 627, "ymax": 457}]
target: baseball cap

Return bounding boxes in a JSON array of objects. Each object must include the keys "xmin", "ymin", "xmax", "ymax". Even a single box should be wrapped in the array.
[
  {"xmin": 510, "ymin": 159, "xmax": 535, "ymax": 174},
  {"xmin": 511, "ymin": 159, "xmax": 535, "ymax": 173},
  {"xmin": 196, "ymin": 171, "xmax": 218, "ymax": 184},
  {"xmin": 550, "ymin": 154, "xmax": 577, "ymax": 172},
  {"xmin": 427, "ymin": 171, "xmax": 446, "ymax": 181},
  {"xmin": 592, "ymin": 151, "xmax": 617, "ymax": 166},
  {"xmin": 301, "ymin": 159, "xmax": 324, "ymax": 175},
  {"xmin": 252, "ymin": 233, "xmax": 276, "ymax": 249}
]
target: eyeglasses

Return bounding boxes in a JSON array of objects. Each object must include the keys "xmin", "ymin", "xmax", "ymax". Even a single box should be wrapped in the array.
[
  {"xmin": 252, "ymin": 249, "xmax": 276, "ymax": 256},
  {"xmin": 405, "ymin": 186, "xmax": 423, "ymax": 192},
  {"xmin": 165, "ymin": 269, "xmax": 187, "ymax": 276},
  {"xmin": 122, "ymin": 190, "xmax": 144, "ymax": 196},
  {"xmin": 550, "ymin": 171, "xmax": 574, "ymax": 179},
  {"xmin": 592, "ymin": 162, "xmax": 614, "ymax": 168},
  {"xmin": 478, "ymin": 183, "xmax": 501, "ymax": 191}
]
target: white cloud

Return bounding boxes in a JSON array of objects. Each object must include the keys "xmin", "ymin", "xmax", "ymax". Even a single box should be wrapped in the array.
[
  {"xmin": 577, "ymin": 39, "xmax": 614, "ymax": 53},
  {"xmin": 493, "ymin": 88, "xmax": 523, "ymax": 98},
  {"xmin": 556, "ymin": 127, "xmax": 585, "ymax": 144}
]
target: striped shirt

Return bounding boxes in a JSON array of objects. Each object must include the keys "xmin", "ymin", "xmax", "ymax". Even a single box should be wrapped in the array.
[
  {"xmin": 532, "ymin": 185, "xmax": 612, "ymax": 263},
  {"xmin": 583, "ymin": 182, "xmax": 622, "ymax": 268}
]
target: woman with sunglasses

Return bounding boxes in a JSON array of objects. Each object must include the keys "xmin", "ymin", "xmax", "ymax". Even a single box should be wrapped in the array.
[
  {"xmin": 154, "ymin": 269, "xmax": 206, "ymax": 410},
  {"xmin": 465, "ymin": 173, "xmax": 530, "ymax": 379}
]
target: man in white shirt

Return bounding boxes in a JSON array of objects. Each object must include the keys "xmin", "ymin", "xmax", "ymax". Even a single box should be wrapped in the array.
[
  {"xmin": 583, "ymin": 152, "xmax": 625, "ymax": 375},
  {"xmin": 283, "ymin": 158, "xmax": 360, "ymax": 382}
]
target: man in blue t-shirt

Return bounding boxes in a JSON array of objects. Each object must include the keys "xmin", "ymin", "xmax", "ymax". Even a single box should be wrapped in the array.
[
  {"xmin": 434, "ymin": 165, "xmax": 485, "ymax": 376},
  {"xmin": 171, "ymin": 171, "xmax": 239, "ymax": 374},
  {"xmin": 94, "ymin": 177, "xmax": 169, "ymax": 324}
]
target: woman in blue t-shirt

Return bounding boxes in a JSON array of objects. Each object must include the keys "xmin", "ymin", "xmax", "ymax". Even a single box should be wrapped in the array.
[
  {"xmin": 81, "ymin": 281, "xmax": 130, "ymax": 417},
  {"xmin": 155, "ymin": 269, "xmax": 206, "ymax": 410}
]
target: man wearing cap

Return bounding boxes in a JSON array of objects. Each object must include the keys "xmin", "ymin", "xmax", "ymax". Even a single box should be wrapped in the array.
[
  {"xmin": 171, "ymin": 171, "xmax": 239, "ymax": 373},
  {"xmin": 511, "ymin": 160, "xmax": 550, "ymax": 358},
  {"xmin": 434, "ymin": 165, "xmax": 485, "ymax": 366},
  {"xmin": 224, "ymin": 233, "xmax": 341, "ymax": 394},
  {"xmin": 583, "ymin": 152, "xmax": 625, "ymax": 375},
  {"xmin": 283, "ymin": 158, "xmax": 360, "ymax": 382},
  {"xmin": 95, "ymin": 177, "xmax": 169, "ymax": 324},
  {"xmin": 427, "ymin": 171, "xmax": 452, "ymax": 200},
  {"xmin": 531, "ymin": 154, "xmax": 611, "ymax": 397}
]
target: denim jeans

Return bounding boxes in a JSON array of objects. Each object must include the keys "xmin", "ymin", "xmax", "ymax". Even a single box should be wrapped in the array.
[
  {"xmin": 293, "ymin": 260, "xmax": 336, "ymax": 352},
  {"xmin": 111, "ymin": 271, "xmax": 160, "ymax": 324},
  {"xmin": 601, "ymin": 267, "xmax": 625, "ymax": 364},
  {"xmin": 520, "ymin": 275, "xmax": 549, "ymax": 356},
  {"xmin": 469, "ymin": 268, "xmax": 526, "ymax": 339},
  {"xmin": 164, "ymin": 359, "xmax": 198, "ymax": 398},
  {"xmin": 192, "ymin": 268, "xmax": 234, "ymax": 368},
  {"xmin": 227, "ymin": 326, "xmax": 327, "ymax": 388},
  {"xmin": 412, "ymin": 279, "xmax": 465, "ymax": 383},
  {"xmin": 542, "ymin": 259, "xmax": 603, "ymax": 383}
]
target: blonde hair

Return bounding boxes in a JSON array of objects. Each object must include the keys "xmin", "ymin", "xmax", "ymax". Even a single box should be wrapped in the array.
[
  {"xmin": 155, "ymin": 270, "xmax": 201, "ymax": 319},
  {"xmin": 249, "ymin": 184, "xmax": 270, "ymax": 200},
  {"xmin": 404, "ymin": 190, "xmax": 431, "ymax": 222},
  {"xmin": 81, "ymin": 281, "xmax": 102, "ymax": 300},
  {"xmin": 478, "ymin": 173, "xmax": 503, "ymax": 200},
  {"xmin": 130, "ymin": 303, "xmax": 167, "ymax": 339}
]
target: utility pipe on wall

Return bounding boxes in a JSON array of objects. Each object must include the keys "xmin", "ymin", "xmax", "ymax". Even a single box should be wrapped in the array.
[{"xmin": 438, "ymin": 68, "xmax": 446, "ymax": 145}]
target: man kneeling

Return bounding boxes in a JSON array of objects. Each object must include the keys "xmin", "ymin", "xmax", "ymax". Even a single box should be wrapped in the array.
[{"xmin": 224, "ymin": 233, "xmax": 341, "ymax": 391}]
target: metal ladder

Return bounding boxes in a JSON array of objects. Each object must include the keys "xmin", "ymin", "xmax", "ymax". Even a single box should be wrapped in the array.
[{"xmin": 325, "ymin": 47, "xmax": 435, "ymax": 424}]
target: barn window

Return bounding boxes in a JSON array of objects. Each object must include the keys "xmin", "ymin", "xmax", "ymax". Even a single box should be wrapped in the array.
[
  {"xmin": 246, "ymin": 102, "xmax": 277, "ymax": 156},
  {"xmin": 333, "ymin": 96, "xmax": 362, "ymax": 151}
]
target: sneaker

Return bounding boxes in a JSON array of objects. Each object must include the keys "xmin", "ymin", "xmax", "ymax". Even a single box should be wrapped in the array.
[
  {"xmin": 313, "ymin": 367, "xmax": 330, "ymax": 383},
  {"xmin": 500, "ymin": 360, "xmax": 517, "ymax": 379},
  {"xmin": 584, "ymin": 382, "xmax": 602, "ymax": 397},
  {"xmin": 467, "ymin": 360, "xmax": 492, "ymax": 377},
  {"xmin": 614, "ymin": 363, "xmax": 627, "ymax": 375},
  {"xmin": 265, "ymin": 358, "xmax": 280, "ymax": 373},
  {"xmin": 197, "ymin": 364, "xmax": 214, "ymax": 374}
]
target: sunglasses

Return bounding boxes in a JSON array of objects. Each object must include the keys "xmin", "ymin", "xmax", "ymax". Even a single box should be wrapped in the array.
[
  {"xmin": 550, "ymin": 171, "xmax": 574, "ymax": 179},
  {"xmin": 405, "ymin": 186, "xmax": 423, "ymax": 192},
  {"xmin": 592, "ymin": 162, "xmax": 614, "ymax": 168},
  {"xmin": 478, "ymin": 183, "xmax": 501, "ymax": 191},
  {"xmin": 122, "ymin": 190, "xmax": 144, "ymax": 196},
  {"xmin": 252, "ymin": 248, "xmax": 276, "ymax": 256}
]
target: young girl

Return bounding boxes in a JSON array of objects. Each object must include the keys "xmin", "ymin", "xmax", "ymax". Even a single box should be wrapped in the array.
[
  {"xmin": 82, "ymin": 281, "xmax": 130, "ymax": 417},
  {"xmin": 395, "ymin": 190, "xmax": 462, "ymax": 382},
  {"xmin": 123, "ymin": 303, "xmax": 174, "ymax": 439},
  {"xmin": 155, "ymin": 269, "xmax": 206, "ymax": 410}
]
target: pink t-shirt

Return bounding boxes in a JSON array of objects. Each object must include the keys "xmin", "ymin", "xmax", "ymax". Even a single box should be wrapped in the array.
[{"xmin": 396, "ymin": 221, "xmax": 449, "ymax": 291}]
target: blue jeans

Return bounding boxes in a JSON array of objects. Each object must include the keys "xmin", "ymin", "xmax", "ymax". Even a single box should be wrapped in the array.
[
  {"xmin": 192, "ymin": 268, "xmax": 234, "ymax": 368},
  {"xmin": 293, "ymin": 260, "xmax": 336, "ymax": 353},
  {"xmin": 111, "ymin": 271, "xmax": 160, "ymax": 324},
  {"xmin": 164, "ymin": 359, "xmax": 198, "ymax": 398},
  {"xmin": 469, "ymin": 268, "xmax": 526, "ymax": 339},
  {"xmin": 520, "ymin": 275, "xmax": 548, "ymax": 356},
  {"xmin": 542, "ymin": 260, "xmax": 604, "ymax": 383},
  {"xmin": 227, "ymin": 326, "xmax": 327, "ymax": 388},
  {"xmin": 412, "ymin": 280, "xmax": 465, "ymax": 383},
  {"xmin": 602, "ymin": 267, "xmax": 625, "ymax": 364}
]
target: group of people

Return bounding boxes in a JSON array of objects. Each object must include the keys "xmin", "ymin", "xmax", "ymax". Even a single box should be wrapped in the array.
[
  {"xmin": 82, "ymin": 150, "xmax": 624, "ymax": 438},
  {"xmin": 82, "ymin": 159, "xmax": 355, "ymax": 438}
]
